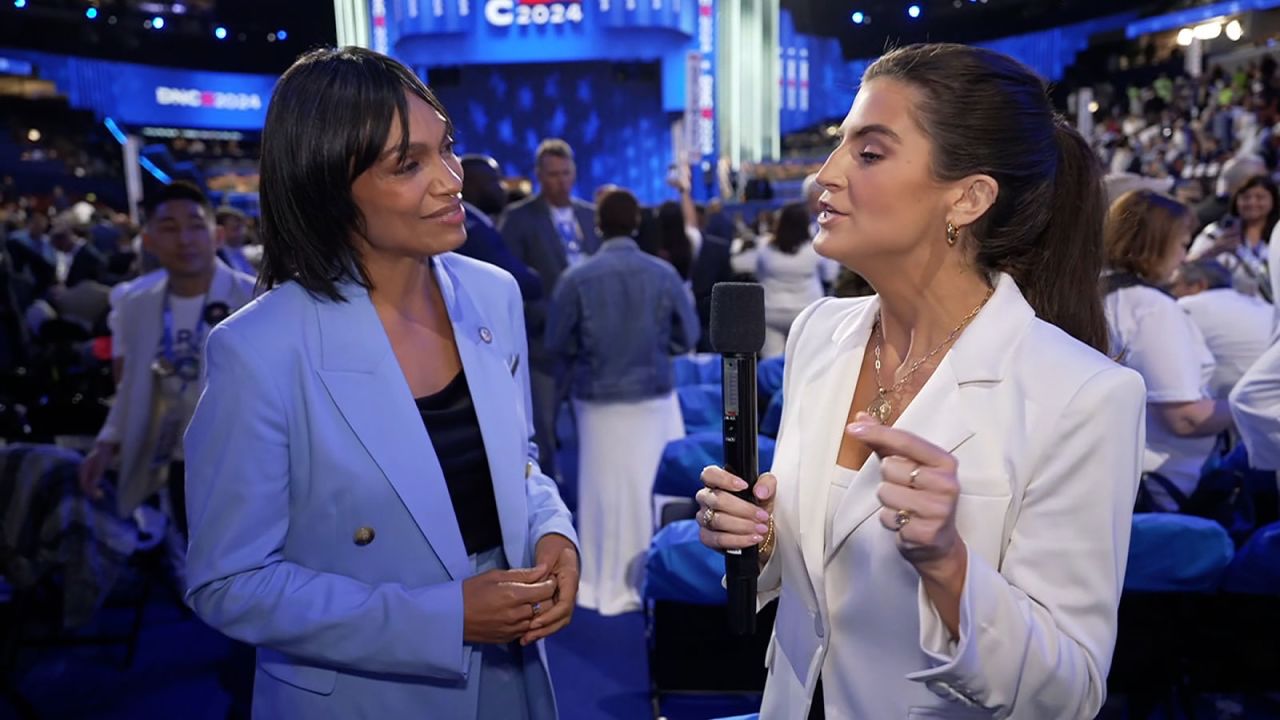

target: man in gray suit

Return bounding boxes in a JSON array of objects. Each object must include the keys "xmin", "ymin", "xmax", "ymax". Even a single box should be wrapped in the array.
[{"xmin": 500, "ymin": 139, "xmax": 601, "ymax": 478}]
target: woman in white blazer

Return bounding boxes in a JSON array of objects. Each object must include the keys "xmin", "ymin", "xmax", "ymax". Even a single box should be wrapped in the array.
[
  {"xmin": 695, "ymin": 44, "xmax": 1146, "ymax": 719},
  {"xmin": 183, "ymin": 48, "xmax": 579, "ymax": 719}
]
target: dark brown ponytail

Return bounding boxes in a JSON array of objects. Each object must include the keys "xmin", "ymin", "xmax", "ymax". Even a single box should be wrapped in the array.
[{"xmin": 865, "ymin": 44, "xmax": 1109, "ymax": 353}]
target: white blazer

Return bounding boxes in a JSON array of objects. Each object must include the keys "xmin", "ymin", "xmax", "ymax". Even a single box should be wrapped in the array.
[
  {"xmin": 758, "ymin": 273, "xmax": 1146, "ymax": 719},
  {"xmin": 97, "ymin": 261, "xmax": 256, "ymax": 517}
]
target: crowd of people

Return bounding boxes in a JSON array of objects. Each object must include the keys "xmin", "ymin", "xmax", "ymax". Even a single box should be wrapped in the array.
[{"xmin": 1, "ymin": 36, "xmax": 1278, "ymax": 720}]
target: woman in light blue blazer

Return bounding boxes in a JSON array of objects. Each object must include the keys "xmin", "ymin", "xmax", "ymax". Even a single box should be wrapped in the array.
[{"xmin": 183, "ymin": 47, "xmax": 580, "ymax": 720}]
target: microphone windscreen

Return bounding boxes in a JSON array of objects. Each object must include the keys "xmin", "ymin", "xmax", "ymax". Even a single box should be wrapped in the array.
[{"xmin": 710, "ymin": 282, "xmax": 765, "ymax": 354}]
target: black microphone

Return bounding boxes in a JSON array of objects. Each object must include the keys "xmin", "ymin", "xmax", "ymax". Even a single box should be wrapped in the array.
[{"xmin": 709, "ymin": 282, "xmax": 765, "ymax": 636}]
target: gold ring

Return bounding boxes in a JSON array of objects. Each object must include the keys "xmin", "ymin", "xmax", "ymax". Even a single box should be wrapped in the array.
[
  {"xmin": 894, "ymin": 509, "xmax": 912, "ymax": 531},
  {"xmin": 702, "ymin": 507, "xmax": 716, "ymax": 528},
  {"xmin": 908, "ymin": 467, "xmax": 921, "ymax": 487}
]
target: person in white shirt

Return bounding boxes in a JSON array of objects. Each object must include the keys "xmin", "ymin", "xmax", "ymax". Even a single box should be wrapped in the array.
[
  {"xmin": 1169, "ymin": 259, "xmax": 1274, "ymax": 398},
  {"xmin": 1104, "ymin": 189, "xmax": 1233, "ymax": 510},
  {"xmin": 78, "ymin": 182, "xmax": 256, "ymax": 582},
  {"xmin": 1230, "ymin": 338, "xmax": 1280, "ymax": 471},
  {"xmin": 1189, "ymin": 174, "xmax": 1278, "ymax": 300},
  {"xmin": 757, "ymin": 202, "xmax": 824, "ymax": 357}
]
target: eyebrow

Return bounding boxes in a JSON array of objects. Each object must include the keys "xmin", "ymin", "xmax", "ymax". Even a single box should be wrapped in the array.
[
  {"xmin": 843, "ymin": 123, "xmax": 903, "ymax": 144},
  {"xmin": 379, "ymin": 120, "xmax": 456, "ymax": 162}
]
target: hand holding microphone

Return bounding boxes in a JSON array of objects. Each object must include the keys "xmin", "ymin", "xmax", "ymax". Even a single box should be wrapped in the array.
[
  {"xmin": 696, "ymin": 467, "xmax": 777, "ymax": 562},
  {"xmin": 698, "ymin": 282, "xmax": 766, "ymax": 635}
]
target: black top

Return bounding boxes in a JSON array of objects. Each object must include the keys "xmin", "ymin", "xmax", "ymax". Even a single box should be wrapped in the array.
[{"xmin": 415, "ymin": 371, "xmax": 503, "ymax": 556}]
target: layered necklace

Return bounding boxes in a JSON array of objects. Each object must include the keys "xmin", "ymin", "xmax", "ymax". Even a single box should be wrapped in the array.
[{"xmin": 866, "ymin": 289, "xmax": 993, "ymax": 425}]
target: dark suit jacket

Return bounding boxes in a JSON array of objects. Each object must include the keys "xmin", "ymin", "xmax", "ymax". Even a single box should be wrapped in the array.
[
  {"xmin": 689, "ymin": 234, "xmax": 734, "ymax": 353},
  {"xmin": 65, "ymin": 245, "xmax": 108, "ymax": 288},
  {"xmin": 498, "ymin": 194, "xmax": 600, "ymax": 370},
  {"xmin": 459, "ymin": 203, "xmax": 542, "ymax": 302}
]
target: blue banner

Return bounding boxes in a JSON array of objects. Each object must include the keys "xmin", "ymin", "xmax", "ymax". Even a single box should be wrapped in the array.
[{"xmin": 0, "ymin": 48, "xmax": 274, "ymax": 130}]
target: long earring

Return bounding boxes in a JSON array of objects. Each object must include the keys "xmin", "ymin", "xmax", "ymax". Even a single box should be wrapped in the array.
[{"xmin": 945, "ymin": 221, "xmax": 959, "ymax": 247}]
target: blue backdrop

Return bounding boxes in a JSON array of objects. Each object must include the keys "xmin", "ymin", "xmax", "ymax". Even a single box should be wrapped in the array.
[{"xmin": 438, "ymin": 61, "xmax": 673, "ymax": 205}]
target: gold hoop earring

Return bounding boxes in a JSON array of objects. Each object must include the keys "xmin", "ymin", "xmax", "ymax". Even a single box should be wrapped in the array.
[{"xmin": 945, "ymin": 222, "xmax": 959, "ymax": 247}]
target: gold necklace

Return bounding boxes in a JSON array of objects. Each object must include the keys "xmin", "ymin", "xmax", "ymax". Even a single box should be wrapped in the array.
[{"xmin": 867, "ymin": 289, "xmax": 993, "ymax": 424}]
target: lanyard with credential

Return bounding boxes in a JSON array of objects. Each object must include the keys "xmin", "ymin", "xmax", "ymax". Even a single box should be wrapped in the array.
[{"xmin": 153, "ymin": 288, "xmax": 211, "ymax": 387}]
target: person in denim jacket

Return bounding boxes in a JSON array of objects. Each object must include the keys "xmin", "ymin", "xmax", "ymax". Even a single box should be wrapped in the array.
[{"xmin": 546, "ymin": 188, "xmax": 700, "ymax": 615}]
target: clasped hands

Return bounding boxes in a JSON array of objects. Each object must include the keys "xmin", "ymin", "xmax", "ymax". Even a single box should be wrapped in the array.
[{"xmin": 462, "ymin": 533, "xmax": 578, "ymax": 647}]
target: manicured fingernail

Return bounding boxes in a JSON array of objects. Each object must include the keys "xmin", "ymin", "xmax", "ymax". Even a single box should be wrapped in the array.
[
  {"xmin": 755, "ymin": 485, "xmax": 771, "ymax": 500},
  {"xmin": 752, "ymin": 535, "xmax": 763, "ymax": 543},
  {"xmin": 755, "ymin": 509, "xmax": 770, "ymax": 521},
  {"xmin": 848, "ymin": 423, "xmax": 868, "ymax": 434},
  {"xmin": 754, "ymin": 523, "xmax": 769, "ymax": 534},
  {"xmin": 734, "ymin": 479, "xmax": 748, "ymax": 490}
]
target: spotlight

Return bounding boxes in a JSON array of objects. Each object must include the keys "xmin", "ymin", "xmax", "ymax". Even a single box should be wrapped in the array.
[
  {"xmin": 27, "ymin": 128, "xmax": 41, "ymax": 142},
  {"xmin": 214, "ymin": 26, "xmax": 227, "ymax": 39},
  {"xmin": 266, "ymin": 32, "xmax": 276, "ymax": 42},
  {"xmin": 851, "ymin": 11, "xmax": 864, "ymax": 23},
  {"xmin": 1226, "ymin": 19, "xmax": 1244, "ymax": 41},
  {"xmin": 151, "ymin": 16, "xmax": 165, "ymax": 29},
  {"xmin": 907, "ymin": 5, "xmax": 921, "ymax": 18},
  {"xmin": 85, "ymin": 7, "xmax": 97, "ymax": 19},
  {"xmin": 276, "ymin": 29, "xmax": 287, "ymax": 40},
  {"xmin": 1176, "ymin": 28, "xmax": 1194, "ymax": 46},
  {"xmin": 14, "ymin": 0, "xmax": 26, "ymax": 8}
]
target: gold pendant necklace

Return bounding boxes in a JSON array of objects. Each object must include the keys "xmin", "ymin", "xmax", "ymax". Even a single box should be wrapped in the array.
[{"xmin": 867, "ymin": 288, "xmax": 993, "ymax": 424}]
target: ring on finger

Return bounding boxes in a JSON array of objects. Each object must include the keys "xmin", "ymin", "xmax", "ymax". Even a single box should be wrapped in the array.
[
  {"xmin": 532, "ymin": 602, "xmax": 542, "ymax": 616},
  {"xmin": 701, "ymin": 507, "xmax": 716, "ymax": 528},
  {"xmin": 908, "ymin": 466, "xmax": 921, "ymax": 487},
  {"xmin": 893, "ymin": 508, "xmax": 912, "ymax": 531}
]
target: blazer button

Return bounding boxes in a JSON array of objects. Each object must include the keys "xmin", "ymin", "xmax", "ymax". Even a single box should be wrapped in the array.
[{"xmin": 353, "ymin": 526, "xmax": 376, "ymax": 546}]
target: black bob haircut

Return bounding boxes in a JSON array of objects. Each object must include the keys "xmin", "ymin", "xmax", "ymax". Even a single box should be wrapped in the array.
[
  {"xmin": 144, "ymin": 180, "xmax": 211, "ymax": 221},
  {"xmin": 258, "ymin": 46, "xmax": 452, "ymax": 302}
]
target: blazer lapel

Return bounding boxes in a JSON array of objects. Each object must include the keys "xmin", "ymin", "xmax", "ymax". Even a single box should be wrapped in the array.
[
  {"xmin": 794, "ymin": 297, "xmax": 877, "ymax": 592},
  {"xmin": 826, "ymin": 356, "xmax": 975, "ymax": 562},
  {"xmin": 574, "ymin": 202, "xmax": 600, "ymax": 254},
  {"xmin": 435, "ymin": 256, "xmax": 530, "ymax": 570},
  {"xmin": 535, "ymin": 196, "xmax": 569, "ymax": 269},
  {"xmin": 825, "ymin": 272, "xmax": 1033, "ymax": 560},
  {"xmin": 314, "ymin": 279, "xmax": 471, "ymax": 582}
]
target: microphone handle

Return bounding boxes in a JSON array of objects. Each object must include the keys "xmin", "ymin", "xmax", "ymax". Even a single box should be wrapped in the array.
[{"xmin": 722, "ymin": 352, "xmax": 759, "ymax": 635}]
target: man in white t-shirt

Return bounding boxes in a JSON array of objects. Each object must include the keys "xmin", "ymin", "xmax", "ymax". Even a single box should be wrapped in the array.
[
  {"xmin": 1170, "ymin": 259, "xmax": 1274, "ymax": 398},
  {"xmin": 77, "ymin": 182, "xmax": 255, "ymax": 582}
]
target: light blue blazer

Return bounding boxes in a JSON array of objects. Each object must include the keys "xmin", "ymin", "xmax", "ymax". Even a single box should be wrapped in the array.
[{"xmin": 183, "ymin": 253, "xmax": 578, "ymax": 719}]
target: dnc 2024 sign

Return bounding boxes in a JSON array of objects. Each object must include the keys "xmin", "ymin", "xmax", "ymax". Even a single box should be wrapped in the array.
[{"xmin": 484, "ymin": 0, "xmax": 584, "ymax": 26}]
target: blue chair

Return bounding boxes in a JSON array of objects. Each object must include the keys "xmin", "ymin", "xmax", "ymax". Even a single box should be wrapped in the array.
[
  {"xmin": 673, "ymin": 354, "xmax": 722, "ymax": 387},
  {"xmin": 760, "ymin": 388, "xmax": 784, "ymax": 439},
  {"xmin": 1222, "ymin": 520, "xmax": 1280, "ymax": 594},
  {"xmin": 757, "ymin": 355, "xmax": 785, "ymax": 407},
  {"xmin": 653, "ymin": 432, "xmax": 777, "ymax": 498},
  {"xmin": 643, "ymin": 519, "xmax": 726, "ymax": 605},
  {"xmin": 1124, "ymin": 514, "xmax": 1235, "ymax": 592},
  {"xmin": 677, "ymin": 384, "xmax": 723, "ymax": 435}
]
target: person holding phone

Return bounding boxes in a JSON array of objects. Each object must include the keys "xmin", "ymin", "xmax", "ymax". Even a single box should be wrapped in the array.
[{"xmin": 1189, "ymin": 174, "xmax": 1279, "ymax": 300}]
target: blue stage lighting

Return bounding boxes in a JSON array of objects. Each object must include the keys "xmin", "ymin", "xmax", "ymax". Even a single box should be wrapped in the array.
[
  {"xmin": 214, "ymin": 26, "xmax": 227, "ymax": 39},
  {"xmin": 14, "ymin": 0, "xmax": 27, "ymax": 8},
  {"xmin": 908, "ymin": 5, "xmax": 921, "ymax": 18},
  {"xmin": 152, "ymin": 16, "xmax": 164, "ymax": 29},
  {"xmin": 851, "ymin": 11, "xmax": 864, "ymax": 23},
  {"xmin": 276, "ymin": 29, "xmax": 287, "ymax": 40},
  {"xmin": 86, "ymin": 7, "xmax": 98, "ymax": 19}
]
